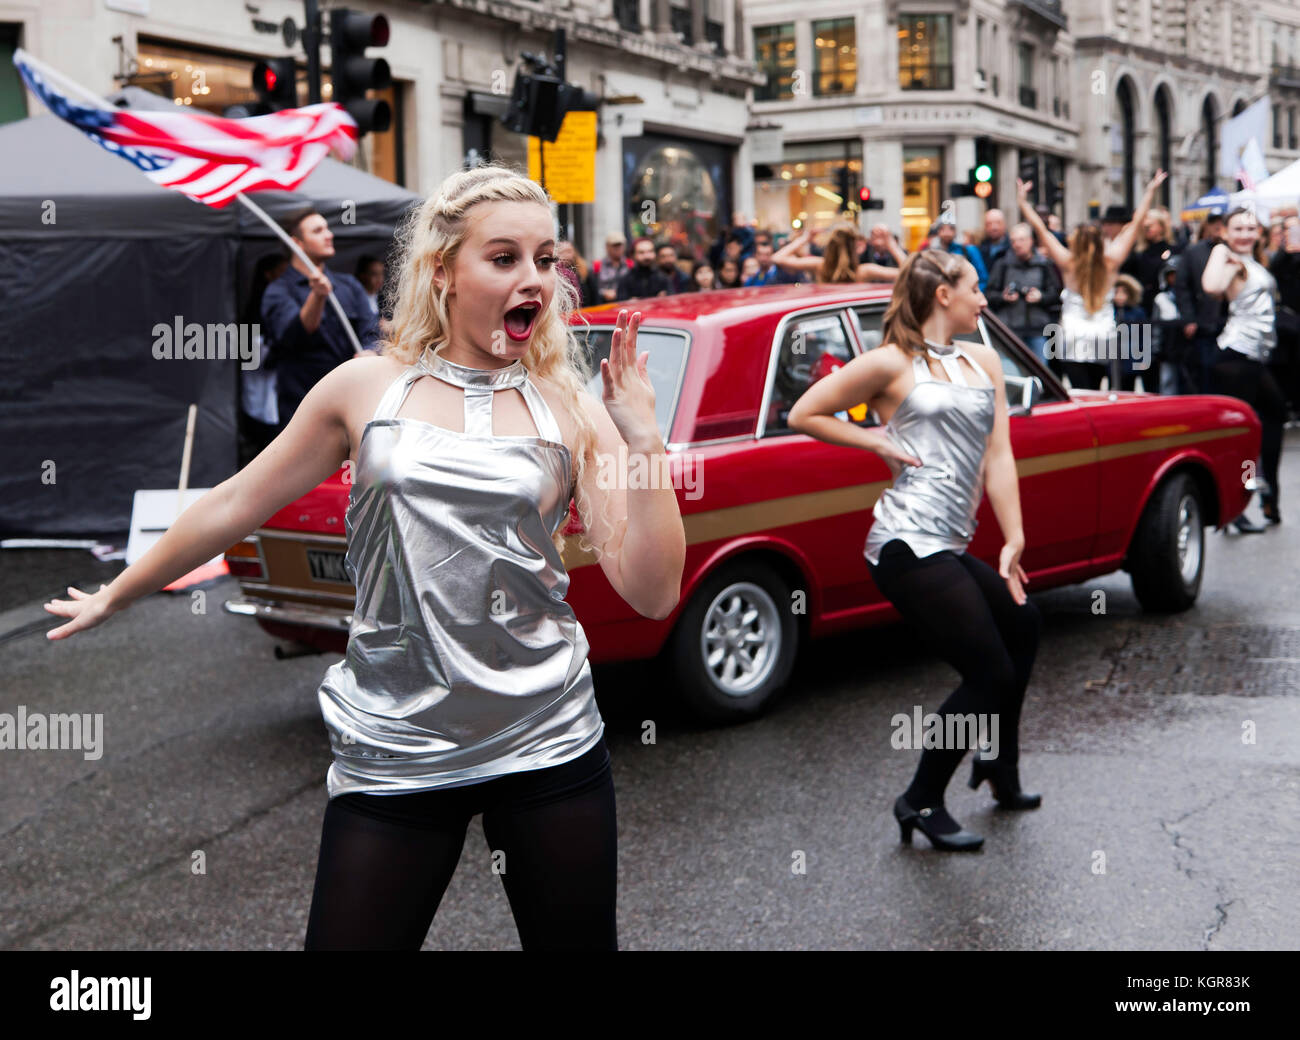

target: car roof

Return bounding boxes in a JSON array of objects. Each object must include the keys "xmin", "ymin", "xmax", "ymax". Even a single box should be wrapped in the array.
[{"xmin": 574, "ymin": 282, "xmax": 896, "ymax": 326}]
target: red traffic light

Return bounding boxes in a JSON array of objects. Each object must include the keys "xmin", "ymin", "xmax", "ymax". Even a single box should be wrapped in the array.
[
  {"xmin": 859, "ymin": 187, "xmax": 871, "ymax": 203},
  {"xmin": 259, "ymin": 66, "xmax": 278, "ymax": 92}
]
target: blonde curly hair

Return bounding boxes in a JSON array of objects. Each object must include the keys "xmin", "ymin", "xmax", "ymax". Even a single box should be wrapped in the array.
[{"xmin": 378, "ymin": 162, "xmax": 618, "ymax": 562}]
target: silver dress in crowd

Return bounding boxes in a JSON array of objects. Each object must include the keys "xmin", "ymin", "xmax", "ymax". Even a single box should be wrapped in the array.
[
  {"xmin": 1057, "ymin": 286, "xmax": 1115, "ymax": 364},
  {"xmin": 864, "ymin": 341, "xmax": 997, "ymax": 567},
  {"xmin": 1217, "ymin": 252, "xmax": 1277, "ymax": 363},
  {"xmin": 317, "ymin": 348, "xmax": 604, "ymax": 798}
]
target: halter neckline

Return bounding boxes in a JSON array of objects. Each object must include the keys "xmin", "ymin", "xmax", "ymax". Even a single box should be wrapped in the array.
[
  {"xmin": 923, "ymin": 338, "xmax": 960, "ymax": 358},
  {"xmin": 419, "ymin": 347, "xmax": 528, "ymax": 390}
]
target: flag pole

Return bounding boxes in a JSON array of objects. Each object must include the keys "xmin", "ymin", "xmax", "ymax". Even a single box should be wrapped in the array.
[
  {"xmin": 235, "ymin": 194, "xmax": 367, "ymax": 356},
  {"xmin": 16, "ymin": 48, "xmax": 367, "ymax": 356}
]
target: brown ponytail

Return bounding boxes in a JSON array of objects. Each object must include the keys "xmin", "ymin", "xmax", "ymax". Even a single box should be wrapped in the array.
[
  {"xmin": 818, "ymin": 224, "xmax": 860, "ymax": 284},
  {"xmin": 881, "ymin": 250, "xmax": 969, "ymax": 356}
]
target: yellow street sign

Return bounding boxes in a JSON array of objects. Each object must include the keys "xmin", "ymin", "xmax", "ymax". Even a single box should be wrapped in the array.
[{"xmin": 528, "ymin": 110, "xmax": 596, "ymax": 204}]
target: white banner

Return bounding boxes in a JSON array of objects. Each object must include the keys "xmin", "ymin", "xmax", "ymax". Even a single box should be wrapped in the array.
[{"xmin": 1219, "ymin": 97, "xmax": 1270, "ymax": 180}]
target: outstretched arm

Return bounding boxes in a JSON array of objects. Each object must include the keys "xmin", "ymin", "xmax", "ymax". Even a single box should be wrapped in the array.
[
  {"xmin": 772, "ymin": 229, "xmax": 823, "ymax": 273},
  {"xmin": 1107, "ymin": 169, "xmax": 1168, "ymax": 267},
  {"xmin": 45, "ymin": 360, "xmax": 358, "ymax": 639},
  {"xmin": 1017, "ymin": 179, "xmax": 1072, "ymax": 273},
  {"xmin": 855, "ymin": 262, "xmax": 901, "ymax": 283}
]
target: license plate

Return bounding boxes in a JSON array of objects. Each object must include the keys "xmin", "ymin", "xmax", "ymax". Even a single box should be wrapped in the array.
[{"xmin": 306, "ymin": 548, "xmax": 350, "ymax": 584}]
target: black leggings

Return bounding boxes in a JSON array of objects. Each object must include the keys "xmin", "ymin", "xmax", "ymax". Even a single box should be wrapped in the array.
[
  {"xmin": 304, "ymin": 737, "xmax": 617, "ymax": 950},
  {"xmin": 867, "ymin": 539, "xmax": 1042, "ymax": 806},
  {"xmin": 1210, "ymin": 349, "xmax": 1286, "ymax": 507}
]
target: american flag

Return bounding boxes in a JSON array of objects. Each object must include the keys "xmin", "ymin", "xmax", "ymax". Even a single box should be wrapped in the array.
[{"xmin": 14, "ymin": 48, "xmax": 358, "ymax": 208}]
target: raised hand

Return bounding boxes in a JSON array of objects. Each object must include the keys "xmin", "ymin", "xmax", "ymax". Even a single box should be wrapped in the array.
[{"xmin": 600, "ymin": 309, "xmax": 659, "ymax": 449}]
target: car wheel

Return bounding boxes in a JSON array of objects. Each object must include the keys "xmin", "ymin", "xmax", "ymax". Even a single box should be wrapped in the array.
[
  {"xmin": 1129, "ymin": 472, "xmax": 1204, "ymax": 613},
  {"xmin": 667, "ymin": 560, "xmax": 800, "ymax": 722}
]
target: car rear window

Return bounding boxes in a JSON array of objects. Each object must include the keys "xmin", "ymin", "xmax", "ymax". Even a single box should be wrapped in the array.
[{"xmin": 571, "ymin": 325, "xmax": 687, "ymax": 441}]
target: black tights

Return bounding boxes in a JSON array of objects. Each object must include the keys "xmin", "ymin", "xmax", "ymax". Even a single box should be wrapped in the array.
[
  {"xmin": 868, "ymin": 540, "xmax": 1042, "ymax": 814},
  {"xmin": 304, "ymin": 738, "xmax": 617, "ymax": 950},
  {"xmin": 1210, "ymin": 350, "xmax": 1286, "ymax": 508}
]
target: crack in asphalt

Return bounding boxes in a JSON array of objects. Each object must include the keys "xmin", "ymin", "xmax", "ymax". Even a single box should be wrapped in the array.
[
  {"xmin": 1, "ymin": 776, "xmax": 321, "ymax": 949},
  {"xmin": 1091, "ymin": 624, "xmax": 1137, "ymax": 691},
  {"xmin": 1157, "ymin": 794, "xmax": 1234, "ymax": 950}
]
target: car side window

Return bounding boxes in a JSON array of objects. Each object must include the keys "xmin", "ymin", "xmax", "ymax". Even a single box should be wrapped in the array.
[
  {"xmin": 958, "ymin": 317, "xmax": 1059, "ymax": 407},
  {"xmin": 765, "ymin": 312, "xmax": 861, "ymax": 436},
  {"xmin": 851, "ymin": 306, "xmax": 884, "ymax": 353}
]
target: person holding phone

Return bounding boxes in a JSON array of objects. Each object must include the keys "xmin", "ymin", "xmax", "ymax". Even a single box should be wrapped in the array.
[{"xmin": 787, "ymin": 250, "xmax": 1043, "ymax": 852}]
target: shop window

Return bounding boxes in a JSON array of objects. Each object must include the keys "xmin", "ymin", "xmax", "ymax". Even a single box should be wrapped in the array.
[
  {"xmin": 752, "ymin": 152, "xmax": 862, "ymax": 235},
  {"xmin": 628, "ymin": 141, "xmax": 723, "ymax": 265},
  {"xmin": 812, "ymin": 18, "xmax": 856, "ymax": 97}
]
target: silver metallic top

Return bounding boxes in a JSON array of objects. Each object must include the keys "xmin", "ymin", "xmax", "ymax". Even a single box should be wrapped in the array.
[
  {"xmin": 317, "ymin": 347, "xmax": 604, "ymax": 799},
  {"xmin": 864, "ymin": 341, "xmax": 996, "ymax": 567},
  {"xmin": 1217, "ymin": 252, "xmax": 1277, "ymax": 363},
  {"xmin": 1058, "ymin": 286, "xmax": 1116, "ymax": 364}
]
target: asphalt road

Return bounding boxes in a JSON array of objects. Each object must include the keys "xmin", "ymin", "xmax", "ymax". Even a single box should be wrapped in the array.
[{"xmin": 2, "ymin": 431, "xmax": 1297, "ymax": 950}]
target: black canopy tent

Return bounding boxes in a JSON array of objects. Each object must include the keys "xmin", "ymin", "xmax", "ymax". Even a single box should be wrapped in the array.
[{"xmin": 0, "ymin": 88, "xmax": 420, "ymax": 538}]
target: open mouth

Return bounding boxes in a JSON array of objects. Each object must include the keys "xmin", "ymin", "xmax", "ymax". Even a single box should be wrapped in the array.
[{"xmin": 503, "ymin": 301, "xmax": 541, "ymax": 341}]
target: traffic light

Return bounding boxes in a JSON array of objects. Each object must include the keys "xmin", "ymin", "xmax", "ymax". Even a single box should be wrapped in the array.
[
  {"xmin": 503, "ymin": 72, "xmax": 562, "ymax": 139},
  {"xmin": 329, "ymin": 8, "xmax": 391, "ymax": 135},
  {"xmin": 502, "ymin": 72, "xmax": 599, "ymax": 142},
  {"xmin": 239, "ymin": 58, "xmax": 295, "ymax": 116},
  {"xmin": 859, "ymin": 186, "xmax": 884, "ymax": 210},
  {"xmin": 835, "ymin": 166, "xmax": 850, "ymax": 208},
  {"xmin": 973, "ymin": 136, "xmax": 996, "ymax": 201}
]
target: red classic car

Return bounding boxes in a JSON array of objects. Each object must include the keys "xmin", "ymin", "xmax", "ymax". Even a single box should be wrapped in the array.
[{"xmin": 224, "ymin": 283, "xmax": 1261, "ymax": 720}]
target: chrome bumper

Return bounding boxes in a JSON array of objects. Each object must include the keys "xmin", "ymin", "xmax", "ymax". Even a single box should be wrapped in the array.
[{"xmin": 223, "ymin": 596, "xmax": 352, "ymax": 631}]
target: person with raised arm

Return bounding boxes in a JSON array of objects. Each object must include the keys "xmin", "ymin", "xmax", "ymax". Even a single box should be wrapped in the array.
[{"xmin": 1017, "ymin": 170, "xmax": 1168, "ymax": 389}]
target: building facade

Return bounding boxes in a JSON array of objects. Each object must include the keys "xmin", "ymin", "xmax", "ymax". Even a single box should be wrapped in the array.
[
  {"xmin": 741, "ymin": 0, "xmax": 1080, "ymax": 251},
  {"xmin": 1069, "ymin": 0, "xmax": 1300, "ymax": 220},
  {"xmin": 0, "ymin": 0, "xmax": 761, "ymax": 262}
]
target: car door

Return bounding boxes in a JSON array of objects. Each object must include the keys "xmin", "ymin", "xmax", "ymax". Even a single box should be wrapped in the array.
[
  {"xmin": 753, "ymin": 307, "xmax": 886, "ymax": 616},
  {"xmin": 956, "ymin": 315, "xmax": 1100, "ymax": 572}
]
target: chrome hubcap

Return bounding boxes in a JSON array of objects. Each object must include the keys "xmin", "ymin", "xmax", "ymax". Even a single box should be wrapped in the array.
[{"xmin": 700, "ymin": 582, "xmax": 781, "ymax": 697}]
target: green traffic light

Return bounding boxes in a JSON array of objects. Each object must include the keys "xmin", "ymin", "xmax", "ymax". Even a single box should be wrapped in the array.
[{"xmin": 974, "ymin": 164, "xmax": 993, "ymax": 183}]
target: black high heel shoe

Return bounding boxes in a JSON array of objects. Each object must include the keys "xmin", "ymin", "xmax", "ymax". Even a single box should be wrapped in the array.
[
  {"xmin": 893, "ymin": 795, "xmax": 983, "ymax": 851},
  {"xmin": 968, "ymin": 758, "xmax": 1042, "ymax": 810}
]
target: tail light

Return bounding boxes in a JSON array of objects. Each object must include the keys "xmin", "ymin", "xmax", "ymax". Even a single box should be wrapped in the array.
[{"xmin": 224, "ymin": 536, "xmax": 266, "ymax": 580}]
